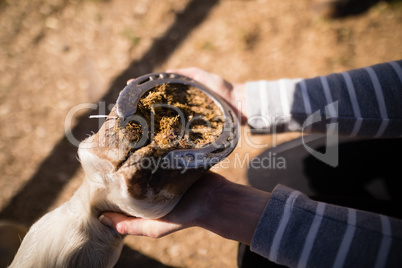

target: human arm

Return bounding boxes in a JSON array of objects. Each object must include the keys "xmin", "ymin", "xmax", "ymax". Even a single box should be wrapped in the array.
[
  {"xmin": 252, "ymin": 185, "xmax": 402, "ymax": 268},
  {"xmin": 245, "ymin": 60, "xmax": 402, "ymax": 136}
]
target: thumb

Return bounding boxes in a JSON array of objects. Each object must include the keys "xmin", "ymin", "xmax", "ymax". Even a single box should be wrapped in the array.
[
  {"xmin": 100, "ymin": 212, "xmax": 180, "ymax": 237},
  {"xmin": 99, "ymin": 212, "xmax": 135, "ymax": 234}
]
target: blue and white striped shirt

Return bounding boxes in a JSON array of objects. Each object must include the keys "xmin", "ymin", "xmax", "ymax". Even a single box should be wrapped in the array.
[
  {"xmin": 246, "ymin": 60, "xmax": 402, "ymax": 137},
  {"xmin": 252, "ymin": 185, "xmax": 401, "ymax": 268},
  {"xmin": 246, "ymin": 60, "xmax": 402, "ymax": 267}
]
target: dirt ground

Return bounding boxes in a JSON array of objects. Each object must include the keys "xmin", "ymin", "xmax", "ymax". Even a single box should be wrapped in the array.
[{"xmin": 0, "ymin": 0, "xmax": 401, "ymax": 267}]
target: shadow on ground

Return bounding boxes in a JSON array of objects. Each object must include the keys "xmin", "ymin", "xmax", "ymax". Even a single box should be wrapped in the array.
[
  {"xmin": 0, "ymin": 0, "xmax": 218, "ymax": 266},
  {"xmin": 316, "ymin": 0, "xmax": 402, "ymax": 18},
  {"xmin": 0, "ymin": 0, "xmax": 218, "ymax": 226}
]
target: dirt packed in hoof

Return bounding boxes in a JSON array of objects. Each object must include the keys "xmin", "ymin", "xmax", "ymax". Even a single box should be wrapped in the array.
[
  {"xmin": 124, "ymin": 83, "xmax": 224, "ymax": 157},
  {"xmin": 117, "ymin": 83, "xmax": 225, "ymax": 201}
]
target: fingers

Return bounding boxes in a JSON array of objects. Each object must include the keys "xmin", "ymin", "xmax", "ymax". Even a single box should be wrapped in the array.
[
  {"xmin": 100, "ymin": 212, "xmax": 148, "ymax": 236},
  {"xmin": 100, "ymin": 212, "xmax": 182, "ymax": 238},
  {"xmin": 126, "ymin": 68, "xmax": 203, "ymax": 84},
  {"xmin": 99, "ymin": 213, "xmax": 131, "ymax": 234},
  {"xmin": 167, "ymin": 67, "xmax": 232, "ymax": 99},
  {"xmin": 165, "ymin": 68, "xmax": 248, "ymax": 123},
  {"xmin": 167, "ymin": 67, "xmax": 226, "ymax": 93},
  {"xmin": 166, "ymin": 67, "xmax": 203, "ymax": 79}
]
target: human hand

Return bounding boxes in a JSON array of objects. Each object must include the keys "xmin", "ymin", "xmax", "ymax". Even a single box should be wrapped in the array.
[
  {"xmin": 167, "ymin": 67, "xmax": 248, "ymax": 124},
  {"xmin": 100, "ymin": 172, "xmax": 271, "ymax": 245},
  {"xmin": 100, "ymin": 172, "xmax": 228, "ymax": 238}
]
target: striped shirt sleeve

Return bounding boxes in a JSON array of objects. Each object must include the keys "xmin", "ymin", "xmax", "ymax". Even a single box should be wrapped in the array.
[
  {"xmin": 246, "ymin": 60, "xmax": 402, "ymax": 137},
  {"xmin": 250, "ymin": 185, "xmax": 402, "ymax": 268}
]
